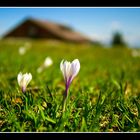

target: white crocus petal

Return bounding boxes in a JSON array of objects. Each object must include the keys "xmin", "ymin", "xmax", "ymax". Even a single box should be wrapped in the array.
[
  {"xmin": 23, "ymin": 73, "xmax": 32, "ymax": 86},
  {"xmin": 17, "ymin": 72, "xmax": 23, "ymax": 86},
  {"xmin": 60, "ymin": 60, "xmax": 71, "ymax": 82},
  {"xmin": 71, "ymin": 59, "xmax": 80, "ymax": 79},
  {"xmin": 44, "ymin": 57, "xmax": 53, "ymax": 67},
  {"xmin": 64, "ymin": 61, "xmax": 71, "ymax": 81},
  {"xmin": 60, "ymin": 59, "xmax": 66, "ymax": 81}
]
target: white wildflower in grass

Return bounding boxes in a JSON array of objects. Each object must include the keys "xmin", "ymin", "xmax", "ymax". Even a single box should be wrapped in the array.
[
  {"xmin": 19, "ymin": 46, "xmax": 26, "ymax": 55},
  {"xmin": 37, "ymin": 67, "xmax": 43, "ymax": 73},
  {"xmin": 17, "ymin": 72, "xmax": 32, "ymax": 93},
  {"xmin": 24, "ymin": 42, "xmax": 32, "ymax": 50},
  {"xmin": 60, "ymin": 59, "xmax": 80, "ymax": 112},
  {"xmin": 131, "ymin": 49, "xmax": 140, "ymax": 57},
  {"xmin": 44, "ymin": 57, "xmax": 53, "ymax": 67},
  {"xmin": 37, "ymin": 57, "xmax": 53, "ymax": 73},
  {"xmin": 18, "ymin": 42, "xmax": 31, "ymax": 55}
]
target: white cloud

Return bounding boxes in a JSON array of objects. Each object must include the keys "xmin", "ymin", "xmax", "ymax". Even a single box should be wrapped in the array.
[
  {"xmin": 88, "ymin": 33, "xmax": 111, "ymax": 45},
  {"xmin": 124, "ymin": 35, "xmax": 140, "ymax": 47},
  {"xmin": 110, "ymin": 21, "xmax": 121, "ymax": 31}
]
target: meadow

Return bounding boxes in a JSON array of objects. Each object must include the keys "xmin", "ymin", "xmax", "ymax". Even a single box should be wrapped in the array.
[{"xmin": 0, "ymin": 38, "xmax": 140, "ymax": 132}]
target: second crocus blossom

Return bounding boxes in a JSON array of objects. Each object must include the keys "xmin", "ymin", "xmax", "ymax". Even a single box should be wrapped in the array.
[
  {"xmin": 60, "ymin": 59, "xmax": 80, "ymax": 111},
  {"xmin": 17, "ymin": 72, "xmax": 32, "ymax": 93}
]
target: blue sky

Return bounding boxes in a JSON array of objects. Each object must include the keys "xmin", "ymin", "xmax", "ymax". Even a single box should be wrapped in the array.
[{"xmin": 0, "ymin": 8, "xmax": 140, "ymax": 47}]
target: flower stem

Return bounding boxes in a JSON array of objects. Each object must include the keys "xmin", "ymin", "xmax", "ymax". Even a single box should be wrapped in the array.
[
  {"xmin": 22, "ymin": 86, "xmax": 26, "ymax": 93},
  {"xmin": 62, "ymin": 84, "xmax": 69, "ymax": 112}
]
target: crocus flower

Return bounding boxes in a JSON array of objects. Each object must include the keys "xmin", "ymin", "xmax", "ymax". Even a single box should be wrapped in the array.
[
  {"xmin": 60, "ymin": 59, "xmax": 80, "ymax": 92},
  {"xmin": 17, "ymin": 72, "xmax": 32, "ymax": 93},
  {"xmin": 60, "ymin": 59, "xmax": 80, "ymax": 111},
  {"xmin": 37, "ymin": 57, "xmax": 53, "ymax": 73}
]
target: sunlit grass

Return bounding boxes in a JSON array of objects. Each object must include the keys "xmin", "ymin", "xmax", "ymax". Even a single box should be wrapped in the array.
[{"xmin": 0, "ymin": 38, "xmax": 140, "ymax": 132}]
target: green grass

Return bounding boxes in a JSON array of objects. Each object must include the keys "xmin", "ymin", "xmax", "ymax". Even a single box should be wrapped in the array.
[{"xmin": 0, "ymin": 38, "xmax": 140, "ymax": 132}]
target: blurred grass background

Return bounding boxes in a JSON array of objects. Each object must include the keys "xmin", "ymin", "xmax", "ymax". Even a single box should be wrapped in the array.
[{"xmin": 0, "ymin": 38, "xmax": 140, "ymax": 132}]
